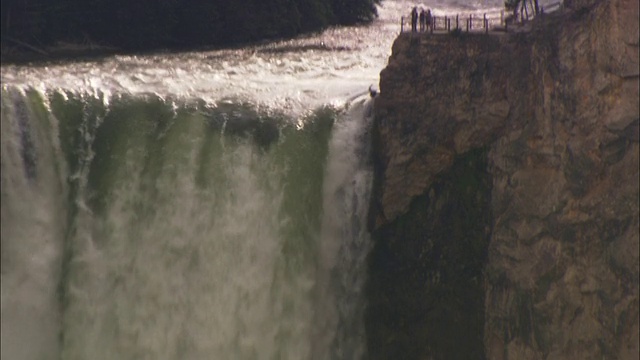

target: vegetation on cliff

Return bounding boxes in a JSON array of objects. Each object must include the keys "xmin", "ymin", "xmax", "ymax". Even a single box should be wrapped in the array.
[{"xmin": 1, "ymin": 0, "xmax": 380, "ymax": 56}]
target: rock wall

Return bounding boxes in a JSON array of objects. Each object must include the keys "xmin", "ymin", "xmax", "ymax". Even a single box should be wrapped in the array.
[
  {"xmin": 366, "ymin": 148, "xmax": 493, "ymax": 359},
  {"xmin": 366, "ymin": 0, "xmax": 639, "ymax": 359}
]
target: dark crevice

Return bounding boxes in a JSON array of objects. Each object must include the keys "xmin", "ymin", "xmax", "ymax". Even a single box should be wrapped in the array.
[{"xmin": 365, "ymin": 147, "xmax": 493, "ymax": 360}]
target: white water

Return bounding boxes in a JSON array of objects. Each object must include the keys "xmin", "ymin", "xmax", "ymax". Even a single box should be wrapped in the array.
[
  {"xmin": 313, "ymin": 100, "xmax": 374, "ymax": 360},
  {"xmin": 0, "ymin": 0, "xmax": 526, "ymax": 116},
  {"xmin": 1, "ymin": 1, "xmax": 554, "ymax": 359},
  {"xmin": 1, "ymin": 89, "xmax": 68, "ymax": 360},
  {"xmin": 2, "ymin": 87, "xmax": 376, "ymax": 360}
]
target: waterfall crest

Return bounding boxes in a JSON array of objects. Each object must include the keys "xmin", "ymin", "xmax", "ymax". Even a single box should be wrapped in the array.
[{"xmin": 1, "ymin": 88, "xmax": 374, "ymax": 360}]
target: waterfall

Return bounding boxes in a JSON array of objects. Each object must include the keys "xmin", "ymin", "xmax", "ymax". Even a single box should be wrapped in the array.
[
  {"xmin": 1, "ymin": 88, "xmax": 67, "ymax": 360},
  {"xmin": 0, "ymin": 87, "xmax": 374, "ymax": 360},
  {"xmin": 313, "ymin": 98, "xmax": 374, "ymax": 360}
]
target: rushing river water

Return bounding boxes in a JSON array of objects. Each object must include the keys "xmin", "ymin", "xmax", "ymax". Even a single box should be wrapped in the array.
[{"xmin": 2, "ymin": 1, "xmax": 540, "ymax": 359}]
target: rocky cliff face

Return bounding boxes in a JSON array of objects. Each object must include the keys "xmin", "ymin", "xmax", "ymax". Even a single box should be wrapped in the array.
[{"xmin": 366, "ymin": 0, "xmax": 638, "ymax": 359}]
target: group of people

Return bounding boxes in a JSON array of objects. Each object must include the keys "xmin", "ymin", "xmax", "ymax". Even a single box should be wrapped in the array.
[{"xmin": 410, "ymin": 7, "xmax": 433, "ymax": 32}]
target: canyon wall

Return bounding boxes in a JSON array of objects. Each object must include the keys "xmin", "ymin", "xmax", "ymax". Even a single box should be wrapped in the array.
[{"xmin": 366, "ymin": 0, "xmax": 639, "ymax": 359}]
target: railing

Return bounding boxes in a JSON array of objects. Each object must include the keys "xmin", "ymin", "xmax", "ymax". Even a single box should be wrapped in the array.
[
  {"xmin": 400, "ymin": 11, "xmax": 503, "ymax": 34},
  {"xmin": 400, "ymin": 1, "xmax": 564, "ymax": 35}
]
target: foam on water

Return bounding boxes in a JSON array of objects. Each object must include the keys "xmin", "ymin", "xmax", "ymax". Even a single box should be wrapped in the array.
[{"xmin": 0, "ymin": 0, "xmax": 535, "ymax": 115}]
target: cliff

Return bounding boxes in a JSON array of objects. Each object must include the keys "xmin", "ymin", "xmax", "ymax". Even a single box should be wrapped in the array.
[{"xmin": 366, "ymin": 0, "xmax": 639, "ymax": 358}]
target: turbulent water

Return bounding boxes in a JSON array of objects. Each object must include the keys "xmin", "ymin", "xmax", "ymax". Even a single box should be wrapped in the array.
[
  {"xmin": 2, "ymin": 86, "xmax": 375, "ymax": 360},
  {"xmin": 1, "ymin": 1, "xmax": 556, "ymax": 359}
]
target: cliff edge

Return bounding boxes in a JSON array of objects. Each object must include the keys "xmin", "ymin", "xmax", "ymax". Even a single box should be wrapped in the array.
[{"xmin": 366, "ymin": 0, "xmax": 639, "ymax": 358}]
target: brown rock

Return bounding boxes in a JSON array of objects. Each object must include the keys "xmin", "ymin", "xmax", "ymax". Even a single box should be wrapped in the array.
[{"xmin": 367, "ymin": 0, "xmax": 639, "ymax": 358}]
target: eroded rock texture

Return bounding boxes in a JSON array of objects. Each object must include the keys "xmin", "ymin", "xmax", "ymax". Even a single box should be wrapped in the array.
[{"xmin": 366, "ymin": 0, "xmax": 638, "ymax": 359}]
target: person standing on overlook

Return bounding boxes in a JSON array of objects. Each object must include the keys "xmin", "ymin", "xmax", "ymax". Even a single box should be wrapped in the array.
[
  {"xmin": 426, "ymin": 9, "xmax": 433, "ymax": 32},
  {"xmin": 411, "ymin": 7, "xmax": 418, "ymax": 32},
  {"xmin": 419, "ymin": 9, "xmax": 426, "ymax": 32}
]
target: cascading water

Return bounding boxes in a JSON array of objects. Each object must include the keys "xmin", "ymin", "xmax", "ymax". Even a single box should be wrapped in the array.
[
  {"xmin": 1, "ymin": 88, "xmax": 68, "ymax": 360},
  {"xmin": 312, "ymin": 99, "xmax": 374, "ymax": 360},
  {"xmin": 1, "ymin": 86, "xmax": 375, "ymax": 360}
]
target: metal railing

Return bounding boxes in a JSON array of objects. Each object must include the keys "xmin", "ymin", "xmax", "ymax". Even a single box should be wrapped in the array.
[
  {"xmin": 399, "ymin": 1, "xmax": 564, "ymax": 35},
  {"xmin": 400, "ymin": 11, "xmax": 503, "ymax": 34}
]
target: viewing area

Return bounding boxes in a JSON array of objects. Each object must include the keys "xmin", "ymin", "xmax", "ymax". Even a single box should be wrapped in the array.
[{"xmin": 400, "ymin": 0, "xmax": 564, "ymax": 34}]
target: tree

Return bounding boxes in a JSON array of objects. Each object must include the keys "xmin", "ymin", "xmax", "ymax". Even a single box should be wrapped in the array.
[
  {"xmin": 2, "ymin": 0, "xmax": 383, "ymax": 57},
  {"xmin": 331, "ymin": 0, "xmax": 380, "ymax": 24}
]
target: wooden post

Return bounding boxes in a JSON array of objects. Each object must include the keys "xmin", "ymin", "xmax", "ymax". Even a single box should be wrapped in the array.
[
  {"xmin": 484, "ymin": 13, "xmax": 488, "ymax": 33},
  {"xmin": 468, "ymin": 14, "xmax": 472, "ymax": 31},
  {"xmin": 401, "ymin": 16, "xmax": 404, "ymax": 33},
  {"xmin": 456, "ymin": 15, "xmax": 459, "ymax": 30},
  {"xmin": 448, "ymin": 18, "xmax": 451, "ymax": 32}
]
